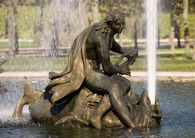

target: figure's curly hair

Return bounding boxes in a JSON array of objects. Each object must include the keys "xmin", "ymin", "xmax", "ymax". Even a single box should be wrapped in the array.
[
  {"xmin": 94, "ymin": 9, "xmax": 125, "ymax": 33},
  {"xmin": 94, "ymin": 22, "xmax": 109, "ymax": 33}
]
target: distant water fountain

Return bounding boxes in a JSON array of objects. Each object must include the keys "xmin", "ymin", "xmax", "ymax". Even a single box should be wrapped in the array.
[
  {"xmin": 146, "ymin": 0, "xmax": 158, "ymax": 105},
  {"xmin": 0, "ymin": 80, "xmax": 47, "ymax": 123},
  {"xmin": 38, "ymin": 0, "xmax": 86, "ymax": 56},
  {"xmin": 28, "ymin": 0, "xmax": 87, "ymax": 72},
  {"xmin": 0, "ymin": 81, "xmax": 27, "ymax": 121}
]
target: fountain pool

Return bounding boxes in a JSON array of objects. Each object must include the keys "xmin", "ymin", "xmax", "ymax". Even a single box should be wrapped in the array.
[{"xmin": 0, "ymin": 80, "xmax": 195, "ymax": 137}]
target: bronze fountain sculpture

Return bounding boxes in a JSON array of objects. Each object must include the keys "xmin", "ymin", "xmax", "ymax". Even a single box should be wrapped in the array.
[{"xmin": 12, "ymin": 10, "xmax": 161, "ymax": 129}]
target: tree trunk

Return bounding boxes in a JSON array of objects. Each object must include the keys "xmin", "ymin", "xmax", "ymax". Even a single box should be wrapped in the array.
[
  {"xmin": 169, "ymin": 13, "xmax": 175, "ymax": 50},
  {"xmin": 175, "ymin": 18, "xmax": 181, "ymax": 48},
  {"xmin": 93, "ymin": 0, "xmax": 99, "ymax": 23},
  {"xmin": 183, "ymin": 0, "xmax": 191, "ymax": 58},
  {"xmin": 5, "ymin": 2, "xmax": 9, "ymax": 38},
  {"xmin": 131, "ymin": 10, "xmax": 138, "ymax": 49},
  {"xmin": 34, "ymin": 0, "xmax": 45, "ymax": 47},
  {"xmin": 7, "ymin": 0, "xmax": 19, "ymax": 56},
  {"xmin": 193, "ymin": 23, "xmax": 195, "ymax": 60},
  {"xmin": 86, "ymin": 0, "xmax": 99, "ymax": 27},
  {"xmin": 134, "ymin": 22, "xmax": 138, "ymax": 49},
  {"xmin": 86, "ymin": 1, "xmax": 93, "ymax": 27},
  {"xmin": 157, "ymin": 0, "xmax": 161, "ymax": 48},
  {"xmin": 157, "ymin": 20, "xmax": 161, "ymax": 48},
  {"xmin": 50, "ymin": 19, "xmax": 59, "ymax": 57},
  {"xmin": 0, "ymin": 1, "xmax": 2, "ymax": 7}
]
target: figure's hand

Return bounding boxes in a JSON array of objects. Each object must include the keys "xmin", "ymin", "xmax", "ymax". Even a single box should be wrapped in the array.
[{"xmin": 119, "ymin": 65, "xmax": 131, "ymax": 75}]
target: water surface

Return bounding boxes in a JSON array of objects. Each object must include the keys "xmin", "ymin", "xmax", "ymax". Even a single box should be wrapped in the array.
[{"xmin": 0, "ymin": 80, "xmax": 195, "ymax": 138}]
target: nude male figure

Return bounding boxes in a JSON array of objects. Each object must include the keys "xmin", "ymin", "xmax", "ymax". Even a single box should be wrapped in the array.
[{"xmin": 45, "ymin": 10, "xmax": 136, "ymax": 128}]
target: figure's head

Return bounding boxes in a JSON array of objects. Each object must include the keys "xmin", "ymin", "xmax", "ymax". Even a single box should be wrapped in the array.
[{"xmin": 105, "ymin": 10, "xmax": 125, "ymax": 34}]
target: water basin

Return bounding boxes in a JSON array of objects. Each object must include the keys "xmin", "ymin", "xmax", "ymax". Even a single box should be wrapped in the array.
[{"xmin": 0, "ymin": 80, "xmax": 195, "ymax": 137}]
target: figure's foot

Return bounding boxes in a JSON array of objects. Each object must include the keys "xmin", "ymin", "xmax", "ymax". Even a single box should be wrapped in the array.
[
  {"xmin": 130, "ymin": 123, "xmax": 135, "ymax": 128},
  {"xmin": 127, "ymin": 119, "xmax": 135, "ymax": 128},
  {"xmin": 90, "ymin": 115, "xmax": 102, "ymax": 129}
]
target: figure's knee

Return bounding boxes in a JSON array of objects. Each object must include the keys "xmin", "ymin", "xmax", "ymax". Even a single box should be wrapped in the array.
[
  {"xmin": 120, "ymin": 78, "xmax": 131, "ymax": 92},
  {"xmin": 50, "ymin": 81, "xmax": 81, "ymax": 103},
  {"xmin": 51, "ymin": 82, "xmax": 78, "ymax": 94},
  {"xmin": 123, "ymin": 84, "xmax": 131, "ymax": 96},
  {"xmin": 108, "ymin": 83, "xmax": 121, "ymax": 98},
  {"xmin": 111, "ymin": 75, "xmax": 131, "ymax": 94}
]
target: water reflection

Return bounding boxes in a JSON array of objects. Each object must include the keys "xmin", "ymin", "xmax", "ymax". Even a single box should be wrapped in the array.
[{"xmin": 0, "ymin": 81, "xmax": 195, "ymax": 137}]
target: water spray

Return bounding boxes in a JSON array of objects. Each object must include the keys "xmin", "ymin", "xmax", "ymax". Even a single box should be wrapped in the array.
[{"xmin": 146, "ymin": 0, "xmax": 158, "ymax": 105}]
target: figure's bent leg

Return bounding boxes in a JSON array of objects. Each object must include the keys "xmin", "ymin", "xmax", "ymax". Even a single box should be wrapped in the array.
[
  {"xmin": 50, "ymin": 80, "xmax": 81, "ymax": 103},
  {"xmin": 108, "ymin": 84, "xmax": 134, "ymax": 128},
  {"xmin": 90, "ymin": 94, "xmax": 111, "ymax": 129},
  {"xmin": 49, "ymin": 66, "xmax": 84, "ymax": 103},
  {"xmin": 112, "ymin": 75, "xmax": 131, "ymax": 96},
  {"xmin": 85, "ymin": 71, "xmax": 134, "ymax": 128}
]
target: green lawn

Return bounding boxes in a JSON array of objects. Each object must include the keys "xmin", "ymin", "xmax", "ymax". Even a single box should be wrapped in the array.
[
  {"xmin": 131, "ymin": 57, "xmax": 195, "ymax": 72},
  {"xmin": 0, "ymin": 42, "xmax": 35, "ymax": 49},
  {"xmin": 1, "ymin": 55, "xmax": 195, "ymax": 72},
  {"xmin": 1, "ymin": 56, "xmax": 67, "ymax": 72}
]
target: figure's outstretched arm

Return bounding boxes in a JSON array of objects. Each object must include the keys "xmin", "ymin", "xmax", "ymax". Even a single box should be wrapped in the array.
[
  {"xmin": 111, "ymin": 40, "xmax": 138, "ymax": 66},
  {"xmin": 97, "ymin": 37, "xmax": 130, "ymax": 75},
  {"xmin": 97, "ymin": 39, "xmax": 120, "ymax": 75},
  {"xmin": 111, "ymin": 40, "xmax": 138, "ymax": 56}
]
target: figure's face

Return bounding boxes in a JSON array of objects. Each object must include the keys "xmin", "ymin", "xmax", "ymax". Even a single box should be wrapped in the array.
[{"xmin": 110, "ymin": 14, "xmax": 125, "ymax": 34}]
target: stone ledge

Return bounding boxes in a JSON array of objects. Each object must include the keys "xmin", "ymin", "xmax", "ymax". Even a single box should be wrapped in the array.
[{"xmin": 0, "ymin": 71, "xmax": 195, "ymax": 82}]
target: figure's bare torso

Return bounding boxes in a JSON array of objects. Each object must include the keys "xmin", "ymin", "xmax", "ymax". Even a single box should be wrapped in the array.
[
  {"xmin": 85, "ymin": 27, "xmax": 112, "ymax": 71},
  {"xmin": 85, "ymin": 28, "xmax": 101, "ymax": 70}
]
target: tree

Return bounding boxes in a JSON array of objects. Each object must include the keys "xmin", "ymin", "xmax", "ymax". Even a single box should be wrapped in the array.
[
  {"xmin": 130, "ymin": 0, "xmax": 144, "ymax": 49},
  {"xmin": 4, "ymin": 1, "xmax": 9, "ymax": 38},
  {"xmin": 170, "ymin": 14, "xmax": 175, "ymax": 50},
  {"xmin": 161, "ymin": 0, "xmax": 183, "ymax": 49},
  {"xmin": 34, "ymin": 0, "xmax": 47, "ymax": 47},
  {"xmin": 189, "ymin": 0, "xmax": 195, "ymax": 60},
  {"xmin": 130, "ymin": 0, "xmax": 138, "ymax": 49},
  {"xmin": 85, "ymin": 0, "xmax": 99, "ymax": 27},
  {"xmin": 7, "ymin": 0, "xmax": 19, "ymax": 56},
  {"xmin": 183, "ymin": 0, "xmax": 191, "ymax": 58},
  {"xmin": 193, "ymin": 23, "xmax": 195, "ymax": 60},
  {"xmin": 157, "ymin": 0, "xmax": 161, "ymax": 48}
]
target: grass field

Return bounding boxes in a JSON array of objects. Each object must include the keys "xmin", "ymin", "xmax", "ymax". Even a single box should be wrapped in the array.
[
  {"xmin": 1, "ymin": 56, "xmax": 67, "ymax": 71},
  {"xmin": 1, "ymin": 53, "xmax": 195, "ymax": 72},
  {"xmin": 0, "ymin": 42, "xmax": 35, "ymax": 49},
  {"xmin": 131, "ymin": 57, "xmax": 195, "ymax": 72}
]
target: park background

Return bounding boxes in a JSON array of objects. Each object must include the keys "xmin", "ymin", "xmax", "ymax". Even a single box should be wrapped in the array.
[{"xmin": 0, "ymin": 0, "xmax": 195, "ymax": 73}]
